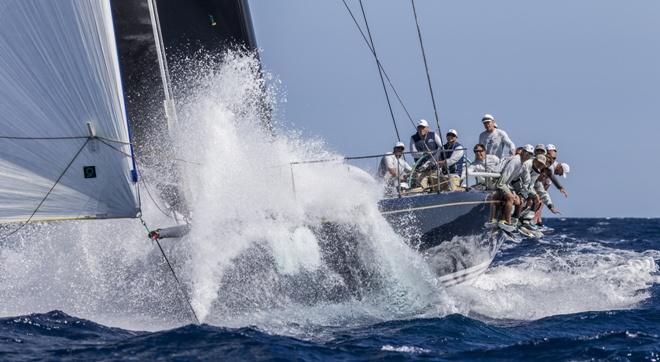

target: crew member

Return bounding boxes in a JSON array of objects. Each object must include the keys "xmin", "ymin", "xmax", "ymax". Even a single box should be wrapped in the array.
[
  {"xmin": 492, "ymin": 144, "xmax": 533, "ymax": 232},
  {"xmin": 546, "ymin": 144, "xmax": 558, "ymax": 161},
  {"xmin": 534, "ymin": 162, "xmax": 570, "ymax": 224},
  {"xmin": 436, "ymin": 129, "xmax": 465, "ymax": 190},
  {"xmin": 478, "ymin": 114, "xmax": 516, "ymax": 158},
  {"xmin": 534, "ymin": 144, "xmax": 546, "ymax": 156},
  {"xmin": 468, "ymin": 143, "xmax": 500, "ymax": 188},
  {"xmin": 534, "ymin": 144, "xmax": 568, "ymax": 225},
  {"xmin": 410, "ymin": 119, "xmax": 441, "ymax": 162},
  {"xmin": 377, "ymin": 141, "xmax": 412, "ymax": 191}
]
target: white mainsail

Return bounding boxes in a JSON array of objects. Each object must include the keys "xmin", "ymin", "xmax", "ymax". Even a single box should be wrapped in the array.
[{"xmin": 0, "ymin": 0, "xmax": 140, "ymax": 222}]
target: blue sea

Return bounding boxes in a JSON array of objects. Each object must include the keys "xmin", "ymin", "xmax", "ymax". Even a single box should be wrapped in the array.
[{"xmin": 1, "ymin": 218, "xmax": 658, "ymax": 361}]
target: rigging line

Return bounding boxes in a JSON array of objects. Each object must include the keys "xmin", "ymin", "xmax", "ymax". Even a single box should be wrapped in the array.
[
  {"xmin": 410, "ymin": 0, "xmax": 444, "ymax": 146},
  {"xmin": 0, "ymin": 138, "xmax": 91, "ymax": 241},
  {"xmin": 340, "ymin": 0, "xmax": 416, "ymax": 128},
  {"xmin": 95, "ymin": 136, "xmax": 133, "ymax": 145},
  {"xmin": 357, "ymin": 0, "xmax": 400, "ymax": 141},
  {"xmin": 174, "ymin": 158, "xmax": 203, "ymax": 166},
  {"xmin": 96, "ymin": 138, "xmax": 134, "ymax": 158},
  {"xmin": 138, "ymin": 217, "xmax": 200, "ymax": 325},
  {"xmin": 0, "ymin": 135, "xmax": 134, "ymax": 146},
  {"xmin": 141, "ymin": 177, "xmax": 173, "ymax": 218},
  {"xmin": 0, "ymin": 135, "xmax": 88, "ymax": 140},
  {"xmin": 96, "ymin": 139, "xmax": 173, "ymax": 218},
  {"xmin": 410, "ymin": 0, "xmax": 448, "ymax": 180}
]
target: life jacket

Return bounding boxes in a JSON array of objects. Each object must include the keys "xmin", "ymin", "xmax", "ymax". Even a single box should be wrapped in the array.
[
  {"xmin": 440, "ymin": 142, "xmax": 464, "ymax": 175},
  {"xmin": 412, "ymin": 131, "xmax": 439, "ymax": 160}
]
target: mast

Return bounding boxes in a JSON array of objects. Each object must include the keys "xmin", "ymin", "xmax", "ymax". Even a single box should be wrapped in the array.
[{"xmin": 146, "ymin": 0, "xmax": 192, "ymax": 221}]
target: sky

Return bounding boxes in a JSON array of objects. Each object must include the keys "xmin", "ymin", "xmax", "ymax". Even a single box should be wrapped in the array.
[{"xmin": 248, "ymin": 0, "xmax": 660, "ymax": 218}]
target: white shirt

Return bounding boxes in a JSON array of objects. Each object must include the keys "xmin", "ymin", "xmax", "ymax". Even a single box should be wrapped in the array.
[
  {"xmin": 495, "ymin": 155, "xmax": 524, "ymax": 194},
  {"xmin": 378, "ymin": 153, "xmax": 412, "ymax": 180},
  {"xmin": 468, "ymin": 154, "xmax": 499, "ymax": 185},
  {"xmin": 479, "ymin": 129, "xmax": 516, "ymax": 158},
  {"xmin": 469, "ymin": 154, "xmax": 500, "ymax": 173}
]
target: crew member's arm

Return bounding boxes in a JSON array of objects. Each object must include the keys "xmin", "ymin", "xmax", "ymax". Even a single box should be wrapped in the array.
[
  {"xmin": 501, "ymin": 130, "xmax": 516, "ymax": 156},
  {"xmin": 537, "ymin": 183, "xmax": 561, "ymax": 214},
  {"xmin": 550, "ymin": 173, "xmax": 569, "ymax": 197},
  {"xmin": 385, "ymin": 156, "xmax": 398, "ymax": 177},
  {"xmin": 520, "ymin": 162, "xmax": 532, "ymax": 196},
  {"xmin": 403, "ymin": 158, "xmax": 413, "ymax": 173},
  {"xmin": 434, "ymin": 132, "xmax": 442, "ymax": 148},
  {"xmin": 410, "ymin": 137, "xmax": 421, "ymax": 160},
  {"xmin": 496, "ymin": 160, "xmax": 514, "ymax": 196}
]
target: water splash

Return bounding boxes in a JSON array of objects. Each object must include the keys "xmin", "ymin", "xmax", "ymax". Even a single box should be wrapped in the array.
[
  {"xmin": 0, "ymin": 51, "xmax": 656, "ymax": 336},
  {"xmin": 169, "ymin": 50, "xmax": 446, "ymax": 325},
  {"xmin": 448, "ymin": 238, "xmax": 660, "ymax": 320},
  {"xmin": 0, "ymin": 50, "xmax": 447, "ymax": 332}
]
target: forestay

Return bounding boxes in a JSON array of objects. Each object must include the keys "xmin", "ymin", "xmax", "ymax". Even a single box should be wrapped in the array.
[{"xmin": 0, "ymin": 0, "xmax": 140, "ymax": 223}]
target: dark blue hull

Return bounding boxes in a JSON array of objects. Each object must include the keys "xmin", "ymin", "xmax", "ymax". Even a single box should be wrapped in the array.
[{"xmin": 379, "ymin": 190, "xmax": 504, "ymax": 286}]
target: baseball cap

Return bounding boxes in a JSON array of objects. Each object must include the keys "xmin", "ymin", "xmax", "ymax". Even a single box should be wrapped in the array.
[
  {"xmin": 394, "ymin": 141, "xmax": 405, "ymax": 149},
  {"xmin": 534, "ymin": 144, "xmax": 546, "ymax": 153},
  {"xmin": 546, "ymin": 144, "xmax": 557, "ymax": 151},
  {"xmin": 535, "ymin": 154, "xmax": 547, "ymax": 164},
  {"xmin": 417, "ymin": 119, "xmax": 429, "ymax": 127},
  {"xmin": 447, "ymin": 129, "xmax": 458, "ymax": 137},
  {"xmin": 481, "ymin": 114, "xmax": 495, "ymax": 123},
  {"xmin": 522, "ymin": 144, "xmax": 534, "ymax": 153},
  {"xmin": 559, "ymin": 162, "xmax": 570, "ymax": 178}
]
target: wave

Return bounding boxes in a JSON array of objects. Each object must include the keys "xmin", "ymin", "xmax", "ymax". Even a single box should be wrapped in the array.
[{"xmin": 2, "ymin": 308, "xmax": 658, "ymax": 360}]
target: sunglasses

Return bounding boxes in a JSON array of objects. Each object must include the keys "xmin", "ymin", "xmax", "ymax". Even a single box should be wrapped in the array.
[{"xmin": 474, "ymin": 149, "xmax": 484, "ymax": 153}]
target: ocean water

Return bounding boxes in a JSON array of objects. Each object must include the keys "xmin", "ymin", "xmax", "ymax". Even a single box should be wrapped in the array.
[
  {"xmin": 1, "ymin": 218, "xmax": 658, "ymax": 361},
  {"xmin": 1, "ymin": 52, "xmax": 658, "ymax": 360}
]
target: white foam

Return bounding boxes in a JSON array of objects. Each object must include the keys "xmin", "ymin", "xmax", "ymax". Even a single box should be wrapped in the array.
[
  {"xmin": 0, "ymin": 51, "xmax": 451, "ymax": 332},
  {"xmin": 449, "ymin": 241, "xmax": 660, "ymax": 320},
  {"xmin": 1, "ymin": 51, "xmax": 657, "ymax": 336},
  {"xmin": 381, "ymin": 345, "xmax": 431, "ymax": 354}
]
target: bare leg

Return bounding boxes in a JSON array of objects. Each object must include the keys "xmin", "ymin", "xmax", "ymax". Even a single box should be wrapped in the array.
[{"xmin": 503, "ymin": 193, "xmax": 515, "ymax": 224}]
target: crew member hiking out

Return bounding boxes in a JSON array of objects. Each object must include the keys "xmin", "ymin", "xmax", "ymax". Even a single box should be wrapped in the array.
[{"xmin": 491, "ymin": 144, "xmax": 534, "ymax": 232}]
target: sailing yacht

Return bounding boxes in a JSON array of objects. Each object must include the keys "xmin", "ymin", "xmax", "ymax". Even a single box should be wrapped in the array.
[
  {"xmin": 113, "ymin": 0, "xmax": 506, "ymax": 286},
  {"xmin": 0, "ymin": 0, "xmax": 504, "ymax": 293}
]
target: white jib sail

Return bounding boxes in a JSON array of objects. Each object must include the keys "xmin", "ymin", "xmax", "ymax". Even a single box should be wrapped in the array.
[{"xmin": 0, "ymin": 0, "xmax": 140, "ymax": 223}]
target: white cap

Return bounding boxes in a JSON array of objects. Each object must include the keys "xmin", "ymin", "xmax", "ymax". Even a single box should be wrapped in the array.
[
  {"xmin": 559, "ymin": 162, "xmax": 570, "ymax": 178},
  {"xmin": 534, "ymin": 144, "xmax": 546, "ymax": 153},
  {"xmin": 546, "ymin": 144, "xmax": 557, "ymax": 151},
  {"xmin": 417, "ymin": 119, "xmax": 429, "ymax": 127},
  {"xmin": 522, "ymin": 144, "xmax": 534, "ymax": 153},
  {"xmin": 394, "ymin": 141, "xmax": 405, "ymax": 149},
  {"xmin": 447, "ymin": 129, "xmax": 458, "ymax": 137},
  {"xmin": 481, "ymin": 114, "xmax": 495, "ymax": 122},
  {"xmin": 535, "ymin": 154, "xmax": 547, "ymax": 164}
]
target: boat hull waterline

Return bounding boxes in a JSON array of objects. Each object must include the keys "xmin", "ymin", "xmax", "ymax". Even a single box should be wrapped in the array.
[{"xmin": 379, "ymin": 190, "xmax": 504, "ymax": 286}]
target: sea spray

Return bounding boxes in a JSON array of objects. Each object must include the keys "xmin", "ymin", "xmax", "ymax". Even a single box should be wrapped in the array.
[
  {"xmin": 0, "ymin": 52, "xmax": 656, "ymax": 337},
  {"xmin": 0, "ymin": 50, "xmax": 446, "ymax": 332},
  {"xmin": 170, "ymin": 50, "xmax": 445, "ymax": 325},
  {"xmin": 449, "ymin": 238, "xmax": 660, "ymax": 320}
]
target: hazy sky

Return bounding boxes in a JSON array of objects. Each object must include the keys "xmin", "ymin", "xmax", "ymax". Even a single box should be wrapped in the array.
[{"xmin": 249, "ymin": 0, "xmax": 660, "ymax": 217}]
